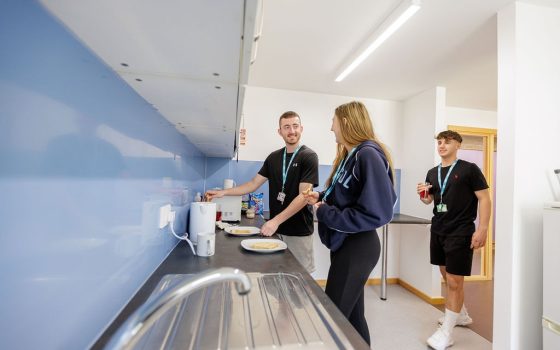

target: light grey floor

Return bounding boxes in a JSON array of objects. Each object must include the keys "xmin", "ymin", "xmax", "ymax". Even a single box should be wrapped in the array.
[{"xmin": 365, "ymin": 285, "xmax": 492, "ymax": 350}]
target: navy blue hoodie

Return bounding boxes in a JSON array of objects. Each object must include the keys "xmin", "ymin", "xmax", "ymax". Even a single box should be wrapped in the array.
[{"xmin": 316, "ymin": 141, "xmax": 397, "ymax": 252}]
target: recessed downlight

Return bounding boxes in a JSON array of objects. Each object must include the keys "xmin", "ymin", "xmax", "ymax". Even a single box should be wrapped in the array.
[
  {"xmin": 121, "ymin": 63, "xmax": 129, "ymax": 67},
  {"xmin": 213, "ymin": 73, "xmax": 220, "ymax": 76},
  {"xmin": 215, "ymin": 86, "xmax": 221, "ymax": 89},
  {"xmin": 135, "ymin": 78, "xmax": 142, "ymax": 82}
]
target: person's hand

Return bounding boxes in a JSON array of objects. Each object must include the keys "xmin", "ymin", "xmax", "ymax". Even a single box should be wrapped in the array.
[
  {"xmin": 312, "ymin": 201, "xmax": 324, "ymax": 217},
  {"xmin": 417, "ymin": 182, "xmax": 432, "ymax": 203},
  {"xmin": 416, "ymin": 182, "xmax": 424, "ymax": 195},
  {"xmin": 471, "ymin": 229, "xmax": 488, "ymax": 249},
  {"xmin": 416, "ymin": 182, "xmax": 432, "ymax": 195},
  {"xmin": 205, "ymin": 189, "xmax": 225, "ymax": 201},
  {"xmin": 260, "ymin": 219, "xmax": 279, "ymax": 237},
  {"xmin": 304, "ymin": 191, "xmax": 319, "ymax": 205}
]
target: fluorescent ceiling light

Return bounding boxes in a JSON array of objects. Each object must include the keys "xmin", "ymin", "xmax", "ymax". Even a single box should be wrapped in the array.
[{"xmin": 335, "ymin": 0, "xmax": 421, "ymax": 82}]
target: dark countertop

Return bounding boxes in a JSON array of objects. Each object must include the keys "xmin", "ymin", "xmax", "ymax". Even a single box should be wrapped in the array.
[
  {"xmin": 390, "ymin": 213, "xmax": 431, "ymax": 225},
  {"xmin": 92, "ymin": 215, "xmax": 370, "ymax": 349}
]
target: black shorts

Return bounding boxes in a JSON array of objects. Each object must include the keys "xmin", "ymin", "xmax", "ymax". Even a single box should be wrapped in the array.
[{"xmin": 430, "ymin": 232, "xmax": 473, "ymax": 276}]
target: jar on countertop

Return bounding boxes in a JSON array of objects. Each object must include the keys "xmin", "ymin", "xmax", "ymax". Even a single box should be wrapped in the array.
[{"xmin": 246, "ymin": 208, "xmax": 255, "ymax": 219}]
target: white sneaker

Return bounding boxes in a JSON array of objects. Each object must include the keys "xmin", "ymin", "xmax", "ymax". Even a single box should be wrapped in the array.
[
  {"xmin": 427, "ymin": 327, "xmax": 454, "ymax": 350},
  {"xmin": 438, "ymin": 312, "xmax": 473, "ymax": 326}
]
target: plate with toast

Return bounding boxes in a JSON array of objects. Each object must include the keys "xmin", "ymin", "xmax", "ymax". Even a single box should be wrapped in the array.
[
  {"xmin": 241, "ymin": 238, "xmax": 287, "ymax": 253},
  {"xmin": 225, "ymin": 226, "xmax": 260, "ymax": 236}
]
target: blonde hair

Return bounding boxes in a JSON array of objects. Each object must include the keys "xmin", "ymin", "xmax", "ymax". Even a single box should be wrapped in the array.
[{"xmin": 326, "ymin": 101, "xmax": 395, "ymax": 187}]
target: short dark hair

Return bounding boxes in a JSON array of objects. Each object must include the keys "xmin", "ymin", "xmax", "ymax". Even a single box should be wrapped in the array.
[
  {"xmin": 278, "ymin": 111, "xmax": 301, "ymax": 126},
  {"xmin": 436, "ymin": 130, "xmax": 463, "ymax": 143}
]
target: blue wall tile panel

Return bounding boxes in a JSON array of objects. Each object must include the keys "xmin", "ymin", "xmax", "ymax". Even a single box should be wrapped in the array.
[
  {"xmin": 205, "ymin": 157, "xmax": 268, "ymax": 207},
  {"xmin": 0, "ymin": 1, "xmax": 206, "ymax": 349}
]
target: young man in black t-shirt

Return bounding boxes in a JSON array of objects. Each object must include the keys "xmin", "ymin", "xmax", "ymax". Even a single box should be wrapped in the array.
[
  {"xmin": 206, "ymin": 111, "xmax": 319, "ymax": 272},
  {"xmin": 417, "ymin": 130, "xmax": 491, "ymax": 350}
]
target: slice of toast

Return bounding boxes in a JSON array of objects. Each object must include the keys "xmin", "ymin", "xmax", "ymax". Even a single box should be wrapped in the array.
[
  {"xmin": 232, "ymin": 229, "xmax": 252, "ymax": 234},
  {"xmin": 250, "ymin": 242, "xmax": 279, "ymax": 250}
]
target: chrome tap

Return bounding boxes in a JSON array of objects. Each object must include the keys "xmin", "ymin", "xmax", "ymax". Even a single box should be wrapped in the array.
[{"xmin": 104, "ymin": 267, "xmax": 251, "ymax": 350}]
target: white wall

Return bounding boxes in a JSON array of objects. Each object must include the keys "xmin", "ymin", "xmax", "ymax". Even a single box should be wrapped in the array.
[
  {"xmin": 398, "ymin": 224, "xmax": 440, "ymax": 296},
  {"xmin": 494, "ymin": 2, "xmax": 560, "ymax": 349},
  {"xmin": 400, "ymin": 87, "xmax": 446, "ymax": 219},
  {"xmin": 446, "ymin": 106, "xmax": 497, "ymax": 129},
  {"xmin": 396, "ymin": 87, "xmax": 448, "ymax": 298},
  {"xmin": 239, "ymin": 86, "xmax": 403, "ymax": 167}
]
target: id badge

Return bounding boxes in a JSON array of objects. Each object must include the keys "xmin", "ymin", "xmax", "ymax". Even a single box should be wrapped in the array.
[
  {"xmin": 277, "ymin": 192, "xmax": 286, "ymax": 204},
  {"xmin": 437, "ymin": 203, "xmax": 448, "ymax": 213}
]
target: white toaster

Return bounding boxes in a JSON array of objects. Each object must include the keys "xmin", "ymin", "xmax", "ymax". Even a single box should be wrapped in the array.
[{"xmin": 212, "ymin": 196, "xmax": 242, "ymax": 222}]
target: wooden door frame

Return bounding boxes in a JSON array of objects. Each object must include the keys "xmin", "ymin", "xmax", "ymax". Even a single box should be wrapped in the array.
[{"xmin": 448, "ymin": 125, "xmax": 497, "ymax": 281}]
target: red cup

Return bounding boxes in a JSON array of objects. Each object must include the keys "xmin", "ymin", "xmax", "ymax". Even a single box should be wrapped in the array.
[
  {"xmin": 420, "ymin": 183, "xmax": 430, "ymax": 199},
  {"xmin": 216, "ymin": 210, "xmax": 222, "ymax": 221}
]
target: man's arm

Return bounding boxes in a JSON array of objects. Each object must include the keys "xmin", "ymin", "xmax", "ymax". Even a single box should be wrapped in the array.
[
  {"xmin": 260, "ymin": 182, "xmax": 312, "ymax": 236},
  {"xmin": 206, "ymin": 174, "xmax": 267, "ymax": 200},
  {"xmin": 471, "ymin": 188, "xmax": 492, "ymax": 249}
]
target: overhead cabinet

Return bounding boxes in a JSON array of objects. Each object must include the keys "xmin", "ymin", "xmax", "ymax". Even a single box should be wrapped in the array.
[{"xmin": 40, "ymin": 0, "xmax": 261, "ymax": 157}]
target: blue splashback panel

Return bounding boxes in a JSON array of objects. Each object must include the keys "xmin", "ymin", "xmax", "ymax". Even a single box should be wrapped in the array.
[
  {"xmin": 0, "ymin": 1, "xmax": 206, "ymax": 349},
  {"xmin": 205, "ymin": 158, "xmax": 268, "ymax": 208}
]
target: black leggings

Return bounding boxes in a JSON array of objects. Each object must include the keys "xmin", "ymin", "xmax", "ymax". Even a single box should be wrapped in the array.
[{"xmin": 325, "ymin": 230, "xmax": 380, "ymax": 345}]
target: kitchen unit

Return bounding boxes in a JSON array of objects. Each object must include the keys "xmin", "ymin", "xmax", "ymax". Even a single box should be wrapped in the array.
[
  {"xmin": 39, "ymin": 0, "xmax": 262, "ymax": 157},
  {"xmin": 93, "ymin": 216, "xmax": 370, "ymax": 349}
]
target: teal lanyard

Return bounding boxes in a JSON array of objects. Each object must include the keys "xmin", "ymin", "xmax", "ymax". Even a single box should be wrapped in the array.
[
  {"xmin": 437, "ymin": 159, "xmax": 458, "ymax": 204},
  {"xmin": 282, "ymin": 145, "xmax": 302, "ymax": 192},
  {"xmin": 323, "ymin": 147, "xmax": 356, "ymax": 202}
]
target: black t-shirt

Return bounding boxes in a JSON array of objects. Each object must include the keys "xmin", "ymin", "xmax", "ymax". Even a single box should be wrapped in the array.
[
  {"xmin": 425, "ymin": 159, "xmax": 489, "ymax": 236},
  {"xmin": 258, "ymin": 145, "xmax": 319, "ymax": 236}
]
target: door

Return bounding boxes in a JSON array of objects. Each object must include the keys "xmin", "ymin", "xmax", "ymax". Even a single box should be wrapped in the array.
[{"xmin": 449, "ymin": 126, "xmax": 497, "ymax": 281}]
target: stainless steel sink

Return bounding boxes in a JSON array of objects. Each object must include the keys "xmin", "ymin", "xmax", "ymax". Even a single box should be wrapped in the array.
[{"xmin": 133, "ymin": 272, "xmax": 352, "ymax": 349}]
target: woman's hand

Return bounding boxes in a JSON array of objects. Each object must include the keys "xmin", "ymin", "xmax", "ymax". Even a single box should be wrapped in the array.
[
  {"xmin": 312, "ymin": 201, "xmax": 323, "ymax": 217},
  {"xmin": 303, "ymin": 191, "xmax": 319, "ymax": 205}
]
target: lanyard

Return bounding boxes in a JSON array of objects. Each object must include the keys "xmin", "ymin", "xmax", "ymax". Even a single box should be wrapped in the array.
[
  {"xmin": 282, "ymin": 145, "xmax": 302, "ymax": 192},
  {"xmin": 437, "ymin": 159, "xmax": 458, "ymax": 204},
  {"xmin": 323, "ymin": 147, "xmax": 356, "ymax": 202}
]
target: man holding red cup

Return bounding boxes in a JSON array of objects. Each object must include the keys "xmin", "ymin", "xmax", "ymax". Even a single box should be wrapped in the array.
[{"xmin": 417, "ymin": 130, "xmax": 491, "ymax": 350}]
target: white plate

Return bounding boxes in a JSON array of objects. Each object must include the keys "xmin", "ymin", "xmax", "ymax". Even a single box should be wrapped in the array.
[
  {"xmin": 241, "ymin": 239, "xmax": 287, "ymax": 253},
  {"xmin": 224, "ymin": 226, "xmax": 260, "ymax": 236}
]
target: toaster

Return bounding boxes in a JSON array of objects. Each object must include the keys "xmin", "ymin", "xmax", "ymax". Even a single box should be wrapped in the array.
[{"xmin": 212, "ymin": 196, "xmax": 242, "ymax": 222}]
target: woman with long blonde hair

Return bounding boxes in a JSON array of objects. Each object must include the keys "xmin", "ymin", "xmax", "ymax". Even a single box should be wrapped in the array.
[{"xmin": 305, "ymin": 101, "xmax": 396, "ymax": 346}]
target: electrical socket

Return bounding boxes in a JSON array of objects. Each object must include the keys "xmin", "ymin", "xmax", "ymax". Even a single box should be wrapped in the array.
[{"xmin": 159, "ymin": 204, "xmax": 172, "ymax": 229}]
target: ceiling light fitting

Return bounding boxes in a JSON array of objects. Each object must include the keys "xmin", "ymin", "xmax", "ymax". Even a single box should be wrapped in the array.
[{"xmin": 334, "ymin": 0, "xmax": 421, "ymax": 82}]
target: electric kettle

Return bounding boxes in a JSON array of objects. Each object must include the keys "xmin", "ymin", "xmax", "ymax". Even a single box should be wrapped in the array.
[{"xmin": 189, "ymin": 202, "xmax": 216, "ymax": 244}]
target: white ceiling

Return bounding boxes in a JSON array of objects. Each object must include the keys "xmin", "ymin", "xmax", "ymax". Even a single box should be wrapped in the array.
[
  {"xmin": 248, "ymin": 0, "xmax": 525, "ymax": 111},
  {"xmin": 39, "ymin": 0, "xmax": 560, "ymax": 157}
]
